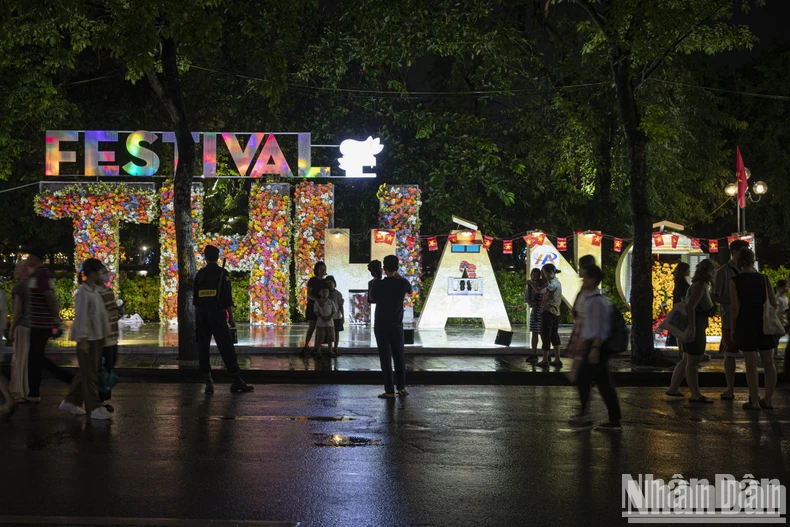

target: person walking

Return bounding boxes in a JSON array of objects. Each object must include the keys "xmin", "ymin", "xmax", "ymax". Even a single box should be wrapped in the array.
[
  {"xmin": 772, "ymin": 280, "xmax": 788, "ymax": 360},
  {"xmin": 730, "ymin": 249, "xmax": 779, "ymax": 410},
  {"xmin": 26, "ymin": 248, "xmax": 73, "ymax": 402},
  {"xmin": 325, "ymin": 276, "xmax": 344, "ymax": 357},
  {"xmin": 301, "ymin": 261, "xmax": 327, "ymax": 355},
  {"xmin": 0, "ymin": 288, "xmax": 13, "ymax": 418},
  {"xmin": 712, "ymin": 239, "xmax": 749, "ymax": 400},
  {"xmin": 666, "ymin": 263, "xmax": 691, "ymax": 350},
  {"xmin": 369, "ymin": 255, "xmax": 412, "ymax": 399},
  {"xmin": 666, "ymin": 259, "xmax": 717, "ymax": 403},
  {"xmin": 96, "ymin": 266, "xmax": 122, "ymax": 409},
  {"xmin": 524, "ymin": 268, "xmax": 544, "ymax": 363},
  {"xmin": 313, "ymin": 285, "xmax": 337, "ymax": 358},
  {"xmin": 60, "ymin": 259, "xmax": 112, "ymax": 420},
  {"xmin": 194, "ymin": 245, "xmax": 253, "ymax": 394},
  {"xmin": 8, "ymin": 260, "xmax": 31, "ymax": 402},
  {"xmin": 568, "ymin": 265, "xmax": 622, "ymax": 431},
  {"xmin": 528, "ymin": 263, "xmax": 563, "ymax": 369},
  {"xmin": 566, "ymin": 255, "xmax": 597, "ymax": 383}
]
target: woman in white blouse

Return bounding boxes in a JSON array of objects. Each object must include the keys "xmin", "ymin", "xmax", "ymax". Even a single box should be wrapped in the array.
[{"xmin": 60, "ymin": 258, "xmax": 112, "ymax": 420}]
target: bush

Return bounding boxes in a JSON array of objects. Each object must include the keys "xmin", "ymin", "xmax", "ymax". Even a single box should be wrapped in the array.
[
  {"xmin": 762, "ymin": 266, "xmax": 790, "ymax": 289},
  {"xmin": 119, "ymin": 276, "xmax": 160, "ymax": 321},
  {"xmin": 55, "ymin": 277, "xmax": 74, "ymax": 310},
  {"xmin": 495, "ymin": 270, "xmax": 528, "ymax": 324},
  {"xmin": 230, "ymin": 272, "xmax": 251, "ymax": 323}
]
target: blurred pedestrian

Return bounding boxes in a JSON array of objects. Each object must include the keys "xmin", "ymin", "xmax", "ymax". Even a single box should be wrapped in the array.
[
  {"xmin": 568, "ymin": 265, "xmax": 622, "ymax": 431},
  {"xmin": 529, "ymin": 263, "xmax": 563, "ymax": 369},
  {"xmin": 8, "ymin": 260, "xmax": 31, "ymax": 402},
  {"xmin": 666, "ymin": 262, "xmax": 691, "ymax": 350},
  {"xmin": 26, "ymin": 248, "xmax": 73, "ymax": 402},
  {"xmin": 313, "ymin": 285, "xmax": 337, "ymax": 358},
  {"xmin": 730, "ymin": 249, "xmax": 778, "ymax": 410},
  {"xmin": 60, "ymin": 258, "xmax": 112, "ymax": 420},
  {"xmin": 325, "ymin": 276, "xmax": 344, "ymax": 357},
  {"xmin": 96, "ymin": 266, "xmax": 122, "ymax": 409},
  {"xmin": 525, "ymin": 268, "xmax": 544, "ymax": 363},
  {"xmin": 566, "ymin": 255, "xmax": 597, "ymax": 383},
  {"xmin": 301, "ymin": 261, "xmax": 327, "ymax": 355},
  {"xmin": 712, "ymin": 239, "xmax": 749, "ymax": 400},
  {"xmin": 0, "ymin": 288, "xmax": 12, "ymax": 418},
  {"xmin": 369, "ymin": 255, "xmax": 412, "ymax": 399},
  {"xmin": 194, "ymin": 245, "xmax": 253, "ymax": 394},
  {"xmin": 772, "ymin": 280, "xmax": 788, "ymax": 360},
  {"xmin": 666, "ymin": 259, "xmax": 716, "ymax": 403}
]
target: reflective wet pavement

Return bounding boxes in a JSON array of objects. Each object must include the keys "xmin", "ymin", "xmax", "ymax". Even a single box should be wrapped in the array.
[{"xmin": 1, "ymin": 384, "xmax": 788, "ymax": 526}]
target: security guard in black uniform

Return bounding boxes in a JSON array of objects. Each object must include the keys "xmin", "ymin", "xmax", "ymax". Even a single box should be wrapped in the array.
[{"xmin": 194, "ymin": 245, "xmax": 253, "ymax": 394}]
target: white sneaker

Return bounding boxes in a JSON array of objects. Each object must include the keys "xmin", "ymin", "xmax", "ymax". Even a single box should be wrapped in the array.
[
  {"xmin": 90, "ymin": 406, "xmax": 113, "ymax": 420},
  {"xmin": 59, "ymin": 400, "xmax": 86, "ymax": 415}
]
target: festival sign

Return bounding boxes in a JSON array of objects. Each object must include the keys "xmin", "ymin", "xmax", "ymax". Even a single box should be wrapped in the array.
[{"xmin": 45, "ymin": 131, "xmax": 383, "ymax": 178}]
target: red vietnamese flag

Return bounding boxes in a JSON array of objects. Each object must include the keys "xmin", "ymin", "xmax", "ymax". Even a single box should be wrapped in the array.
[
  {"xmin": 523, "ymin": 234, "xmax": 535, "ymax": 248},
  {"xmin": 503, "ymin": 240, "xmax": 513, "ymax": 254},
  {"xmin": 406, "ymin": 236, "xmax": 416, "ymax": 249},
  {"xmin": 482, "ymin": 235, "xmax": 493, "ymax": 250},
  {"xmin": 557, "ymin": 237, "xmax": 567, "ymax": 251},
  {"xmin": 671, "ymin": 234, "xmax": 680, "ymax": 249},
  {"xmin": 613, "ymin": 238, "xmax": 623, "ymax": 252},
  {"xmin": 653, "ymin": 232, "xmax": 664, "ymax": 247},
  {"xmin": 448, "ymin": 233, "xmax": 458, "ymax": 244},
  {"xmin": 534, "ymin": 233, "xmax": 546, "ymax": 246},
  {"xmin": 691, "ymin": 238, "xmax": 701, "ymax": 250},
  {"xmin": 427, "ymin": 237, "xmax": 438, "ymax": 251},
  {"xmin": 709, "ymin": 240, "xmax": 719, "ymax": 253},
  {"xmin": 374, "ymin": 230, "xmax": 387, "ymax": 243},
  {"xmin": 727, "ymin": 235, "xmax": 736, "ymax": 247},
  {"xmin": 737, "ymin": 146, "xmax": 747, "ymax": 209},
  {"xmin": 383, "ymin": 231, "xmax": 395, "ymax": 245},
  {"xmin": 591, "ymin": 233, "xmax": 603, "ymax": 247}
]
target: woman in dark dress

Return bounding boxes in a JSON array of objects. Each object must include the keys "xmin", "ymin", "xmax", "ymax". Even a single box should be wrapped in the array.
[
  {"xmin": 667, "ymin": 263, "xmax": 691, "ymax": 349},
  {"xmin": 730, "ymin": 249, "xmax": 778, "ymax": 410},
  {"xmin": 666, "ymin": 259, "xmax": 716, "ymax": 402},
  {"xmin": 301, "ymin": 261, "xmax": 327, "ymax": 355}
]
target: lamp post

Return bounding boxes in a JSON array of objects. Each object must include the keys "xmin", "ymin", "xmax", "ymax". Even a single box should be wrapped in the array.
[{"xmin": 723, "ymin": 167, "xmax": 767, "ymax": 233}]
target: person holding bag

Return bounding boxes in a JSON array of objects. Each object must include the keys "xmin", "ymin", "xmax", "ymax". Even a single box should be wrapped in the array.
[
  {"xmin": 666, "ymin": 259, "xmax": 716, "ymax": 403},
  {"xmin": 730, "ymin": 248, "xmax": 779, "ymax": 410}
]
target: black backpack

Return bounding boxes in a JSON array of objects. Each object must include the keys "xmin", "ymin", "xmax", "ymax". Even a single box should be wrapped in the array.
[{"xmin": 605, "ymin": 307, "xmax": 629, "ymax": 354}]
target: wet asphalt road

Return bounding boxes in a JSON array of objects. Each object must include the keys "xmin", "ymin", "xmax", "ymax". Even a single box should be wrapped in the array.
[{"xmin": 0, "ymin": 383, "xmax": 789, "ymax": 527}]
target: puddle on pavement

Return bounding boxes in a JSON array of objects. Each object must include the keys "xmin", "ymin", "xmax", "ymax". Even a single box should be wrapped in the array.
[
  {"xmin": 313, "ymin": 434, "xmax": 381, "ymax": 447},
  {"xmin": 202, "ymin": 416, "xmax": 358, "ymax": 422}
]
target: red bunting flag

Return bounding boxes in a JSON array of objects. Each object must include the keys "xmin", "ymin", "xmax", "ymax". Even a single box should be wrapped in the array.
[
  {"xmin": 557, "ymin": 237, "xmax": 567, "ymax": 251},
  {"xmin": 406, "ymin": 236, "xmax": 416, "ymax": 249},
  {"xmin": 653, "ymin": 232, "xmax": 665, "ymax": 247},
  {"xmin": 534, "ymin": 233, "xmax": 546, "ymax": 246},
  {"xmin": 523, "ymin": 234, "xmax": 535, "ymax": 248},
  {"xmin": 591, "ymin": 233, "xmax": 603, "ymax": 247},
  {"xmin": 374, "ymin": 230, "xmax": 388, "ymax": 244},
  {"xmin": 709, "ymin": 240, "xmax": 719, "ymax": 253},
  {"xmin": 691, "ymin": 238, "xmax": 701, "ymax": 250},
  {"xmin": 613, "ymin": 238, "xmax": 623, "ymax": 252},
  {"xmin": 737, "ymin": 146, "xmax": 747, "ymax": 209},
  {"xmin": 671, "ymin": 234, "xmax": 680, "ymax": 249},
  {"xmin": 427, "ymin": 237, "xmax": 438, "ymax": 251},
  {"xmin": 727, "ymin": 235, "xmax": 736, "ymax": 247},
  {"xmin": 448, "ymin": 233, "xmax": 458, "ymax": 244},
  {"xmin": 482, "ymin": 235, "xmax": 493, "ymax": 250},
  {"xmin": 383, "ymin": 231, "xmax": 395, "ymax": 245},
  {"xmin": 503, "ymin": 240, "xmax": 513, "ymax": 254}
]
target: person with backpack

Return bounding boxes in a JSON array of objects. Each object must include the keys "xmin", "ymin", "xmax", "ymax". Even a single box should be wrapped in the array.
[
  {"xmin": 568, "ymin": 265, "xmax": 623, "ymax": 431},
  {"xmin": 666, "ymin": 259, "xmax": 717, "ymax": 403}
]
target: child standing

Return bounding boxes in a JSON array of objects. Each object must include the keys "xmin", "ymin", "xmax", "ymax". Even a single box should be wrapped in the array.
[
  {"xmin": 325, "ymin": 276, "xmax": 345, "ymax": 357},
  {"xmin": 96, "ymin": 266, "xmax": 123, "ymax": 409},
  {"xmin": 61, "ymin": 259, "xmax": 111, "ymax": 420},
  {"xmin": 525, "ymin": 268, "xmax": 544, "ymax": 363},
  {"xmin": 313, "ymin": 285, "xmax": 337, "ymax": 358}
]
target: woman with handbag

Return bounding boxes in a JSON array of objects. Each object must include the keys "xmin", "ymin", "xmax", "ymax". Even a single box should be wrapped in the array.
[
  {"xmin": 666, "ymin": 259, "xmax": 716, "ymax": 403},
  {"xmin": 730, "ymin": 249, "xmax": 780, "ymax": 410},
  {"xmin": 666, "ymin": 263, "xmax": 690, "ymax": 350}
]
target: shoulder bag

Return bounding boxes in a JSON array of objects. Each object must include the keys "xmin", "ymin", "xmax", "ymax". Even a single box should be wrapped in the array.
[
  {"xmin": 660, "ymin": 287, "xmax": 694, "ymax": 343},
  {"xmin": 763, "ymin": 275, "xmax": 786, "ymax": 336}
]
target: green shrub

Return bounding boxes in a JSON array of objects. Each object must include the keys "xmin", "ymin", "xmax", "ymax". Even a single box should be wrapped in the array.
[
  {"xmin": 762, "ymin": 266, "xmax": 790, "ymax": 289},
  {"xmin": 495, "ymin": 270, "xmax": 528, "ymax": 324},
  {"xmin": 230, "ymin": 272, "xmax": 251, "ymax": 322},
  {"xmin": 55, "ymin": 277, "xmax": 75, "ymax": 310},
  {"xmin": 119, "ymin": 276, "xmax": 160, "ymax": 321}
]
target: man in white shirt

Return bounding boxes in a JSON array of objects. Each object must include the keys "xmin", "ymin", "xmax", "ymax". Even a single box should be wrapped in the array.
[{"xmin": 711, "ymin": 239, "xmax": 749, "ymax": 399}]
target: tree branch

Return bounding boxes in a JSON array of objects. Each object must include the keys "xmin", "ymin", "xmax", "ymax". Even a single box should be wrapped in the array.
[{"xmin": 571, "ymin": 0, "xmax": 611, "ymax": 44}]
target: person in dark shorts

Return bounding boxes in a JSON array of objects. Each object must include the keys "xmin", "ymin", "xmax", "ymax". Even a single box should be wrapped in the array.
[
  {"xmin": 730, "ymin": 249, "xmax": 778, "ymax": 410},
  {"xmin": 666, "ymin": 259, "xmax": 716, "ymax": 403},
  {"xmin": 528, "ymin": 263, "xmax": 563, "ymax": 368},
  {"xmin": 525, "ymin": 268, "xmax": 544, "ymax": 362},
  {"xmin": 302, "ymin": 261, "xmax": 327, "ymax": 355},
  {"xmin": 325, "ymin": 276, "xmax": 344, "ymax": 357}
]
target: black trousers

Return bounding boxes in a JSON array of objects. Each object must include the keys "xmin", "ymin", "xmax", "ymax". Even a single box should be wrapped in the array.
[
  {"xmin": 28, "ymin": 327, "xmax": 74, "ymax": 398},
  {"xmin": 373, "ymin": 326, "xmax": 406, "ymax": 394},
  {"xmin": 196, "ymin": 307, "xmax": 240, "ymax": 375},
  {"xmin": 576, "ymin": 343, "xmax": 622, "ymax": 421},
  {"xmin": 99, "ymin": 344, "xmax": 118, "ymax": 401}
]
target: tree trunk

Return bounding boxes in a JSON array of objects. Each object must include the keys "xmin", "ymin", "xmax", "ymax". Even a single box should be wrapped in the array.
[
  {"xmin": 147, "ymin": 38, "xmax": 197, "ymax": 360},
  {"xmin": 612, "ymin": 63, "xmax": 664, "ymax": 365}
]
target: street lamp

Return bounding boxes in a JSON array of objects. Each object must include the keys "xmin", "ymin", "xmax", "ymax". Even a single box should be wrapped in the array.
[{"xmin": 724, "ymin": 167, "xmax": 768, "ymax": 233}]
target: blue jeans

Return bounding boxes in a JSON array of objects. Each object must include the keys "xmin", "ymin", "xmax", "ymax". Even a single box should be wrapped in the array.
[{"xmin": 374, "ymin": 326, "xmax": 406, "ymax": 394}]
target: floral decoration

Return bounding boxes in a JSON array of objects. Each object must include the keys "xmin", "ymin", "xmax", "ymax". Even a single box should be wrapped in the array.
[
  {"xmin": 293, "ymin": 181, "xmax": 334, "ymax": 314},
  {"xmin": 377, "ymin": 184, "xmax": 422, "ymax": 306}
]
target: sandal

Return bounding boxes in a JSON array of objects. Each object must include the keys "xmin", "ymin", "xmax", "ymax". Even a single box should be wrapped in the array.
[
  {"xmin": 720, "ymin": 391, "xmax": 734, "ymax": 400},
  {"xmin": 378, "ymin": 393, "xmax": 396, "ymax": 399},
  {"xmin": 397, "ymin": 389, "xmax": 409, "ymax": 397},
  {"xmin": 665, "ymin": 391, "xmax": 684, "ymax": 397},
  {"xmin": 689, "ymin": 396, "xmax": 714, "ymax": 404},
  {"xmin": 759, "ymin": 399, "xmax": 774, "ymax": 410},
  {"xmin": 742, "ymin": 401, "xmax": 760, "ymax": 411}
]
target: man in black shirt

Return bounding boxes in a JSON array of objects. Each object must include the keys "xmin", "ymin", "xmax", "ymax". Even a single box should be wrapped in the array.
[
  {"xmin": 193, "ymin": 245, "xmax": 253, "ymax": 394},
  {"xmin": 369, "ymin": 255, "xmax": 412, "ymax": 398}
]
